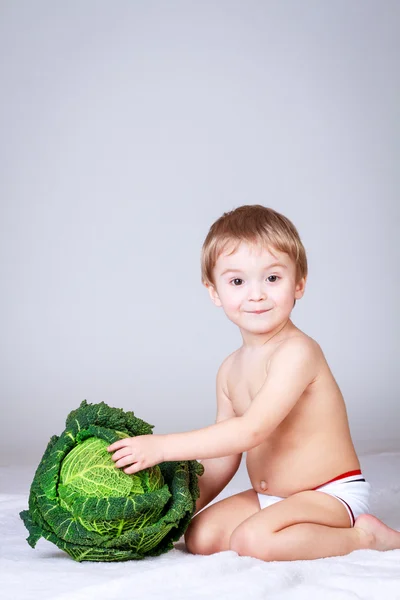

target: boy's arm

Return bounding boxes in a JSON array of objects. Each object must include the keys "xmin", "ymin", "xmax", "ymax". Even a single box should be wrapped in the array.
[
  {"xmin": 194, "ymin": 357, "xmax": 242, "ymax": 515},
  {"xmin": 162, "ymin": 337, "xmax": 320, "ymax": 459}
]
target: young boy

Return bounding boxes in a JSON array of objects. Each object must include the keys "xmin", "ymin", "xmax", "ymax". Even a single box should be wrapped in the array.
[{"xmin": 108, "ymin": 205, "xmax": 400, "ymax": 561}]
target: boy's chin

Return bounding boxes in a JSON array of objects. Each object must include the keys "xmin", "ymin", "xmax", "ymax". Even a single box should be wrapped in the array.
[
  {"xmin": 224, "ymin": 310, "xmax": 288, "ymax": 333},
  {"xmin": 236, "ymin": 315, "xmax": 290, "ymax": 334},
  {"xmin": 235, "ymin": 319, "xmax": 276, "ymax": 334},
  {"xmin": 241, "ymin": 324, "xmax": 275, "ymax": 335}
]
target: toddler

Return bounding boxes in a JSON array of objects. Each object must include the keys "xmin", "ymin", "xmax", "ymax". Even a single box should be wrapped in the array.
[{"xmin": 109, "ymin": 205, "xmax": 400, "ymax": 561}]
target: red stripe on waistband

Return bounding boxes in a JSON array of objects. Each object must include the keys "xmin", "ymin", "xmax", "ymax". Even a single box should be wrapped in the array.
[{"xmin": 312, "ymin": 469, "xmax": 362, "ymax": 490}]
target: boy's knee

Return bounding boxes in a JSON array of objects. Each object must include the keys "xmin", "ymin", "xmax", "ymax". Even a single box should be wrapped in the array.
[
  {"xmin": 184, "ymin": 518, "xmax": 221, "ymax": 556},
  {"xmin": 229, "ymin": 526, "xmax": 254, "ymax": 556}
]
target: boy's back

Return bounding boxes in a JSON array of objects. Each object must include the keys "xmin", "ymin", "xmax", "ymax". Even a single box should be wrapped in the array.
[{"xmin": 223, "ymin": 323, "xmax": 361, "ymax": 497}]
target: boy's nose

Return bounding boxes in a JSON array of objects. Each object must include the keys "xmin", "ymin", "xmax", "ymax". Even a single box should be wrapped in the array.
[
  {"xmin": 248, "ymin": 285, "xmax": 266, "ymax": 302},
  {"xmin": 249, "ymin": 294, "xmax": 266, "ymax": 302}
]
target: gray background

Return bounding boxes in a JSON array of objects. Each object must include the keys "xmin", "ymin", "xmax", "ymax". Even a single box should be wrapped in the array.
[{"xmin": 1, "ymin": 1, "xmax": 399, "ymax": 467}]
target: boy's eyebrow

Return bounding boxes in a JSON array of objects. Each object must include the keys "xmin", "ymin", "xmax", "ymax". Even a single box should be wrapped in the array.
[{"xmin": 220, "ymin": 263, "xmax": 288, "ymax": 276}]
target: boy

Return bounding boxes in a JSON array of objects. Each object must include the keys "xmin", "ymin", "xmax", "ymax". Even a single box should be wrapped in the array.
[{"xmin": 108, "ymin": 205, "xmax": 400, "ymax": 561}]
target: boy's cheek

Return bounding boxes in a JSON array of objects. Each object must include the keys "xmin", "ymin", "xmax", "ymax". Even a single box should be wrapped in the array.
[
  {"xmin": 217, "ymin": 289, "xmax": 238, "ymax": 307},
  {"xmin": 221, "ymin": 302, "xmax": 243, "ymax": 321},
  {"xmin": 225, "ymin": 295, "xmax": 244, "ymax": 312}
]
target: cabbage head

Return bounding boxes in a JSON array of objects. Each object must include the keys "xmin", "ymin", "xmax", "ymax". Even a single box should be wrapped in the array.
[{"xmin": 20, "ymin": 400, "xmax": 204, "ymax": 561}]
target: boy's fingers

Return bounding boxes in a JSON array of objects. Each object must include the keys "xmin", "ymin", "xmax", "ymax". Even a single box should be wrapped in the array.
[
  {"xmin": 115, "ymin": 455, "xmax": 136, "ymax": 468},
  {"xmin": 124, "ymin": 464, "xmax": 140, "ymax": 475},
  {"xmin": 107, "ymin": 440, "xmax": 127, "ymax": 452},
  {"xmin": 123, "ymin": 465, "xmax": 134, "ymax": 474},
  {"xmin": 110, "ymin": 447, "xmax": 131, "ymax": 462}
]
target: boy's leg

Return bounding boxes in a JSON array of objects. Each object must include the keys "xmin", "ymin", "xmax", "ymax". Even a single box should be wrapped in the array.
[
  {"xmin": 229, "ymin": 490, "xmax": 400, "ymax": 561},
  {"xmin": 185, "ymin": 488, "xmax": 260, "ymax": 555}
]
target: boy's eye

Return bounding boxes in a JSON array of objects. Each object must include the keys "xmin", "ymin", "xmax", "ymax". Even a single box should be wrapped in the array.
[{"xmin": 230, "ymin": 276, "xmax": 280, "ymax": 286}]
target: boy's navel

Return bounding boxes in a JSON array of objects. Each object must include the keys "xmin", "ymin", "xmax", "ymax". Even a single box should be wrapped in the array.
[{"xmin": 260, "ymin": 480, "xmax": 268, "ymax": 490}]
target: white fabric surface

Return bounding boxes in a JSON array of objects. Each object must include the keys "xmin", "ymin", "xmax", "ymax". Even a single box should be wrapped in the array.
[{"xmin": 1, "ymin": 453, "xmax": 400, "ymax": 600}]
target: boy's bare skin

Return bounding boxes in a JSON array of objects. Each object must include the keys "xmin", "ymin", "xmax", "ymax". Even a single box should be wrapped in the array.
[
  {"xmin": 108, "ymin": 240, "xmax": 400, "ymax": 561},
  {"xmin": 226, "ymin": 326, "xmax": 360, "ymax": 498}
]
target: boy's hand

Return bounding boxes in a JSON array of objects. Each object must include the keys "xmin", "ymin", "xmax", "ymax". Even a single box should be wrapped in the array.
[{"xmin": 107, "ymin": 435, "xmax": 165, "ymax": 474}]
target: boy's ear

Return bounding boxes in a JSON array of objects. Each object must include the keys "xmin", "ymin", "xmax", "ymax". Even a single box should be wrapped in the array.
[
  {"xmin": 205, "ymin": 283, "xmax": 222, "ymax": 307},
  {"xmin": 294, "ymin": 276, "xmax": 307, "ymax": 300}
]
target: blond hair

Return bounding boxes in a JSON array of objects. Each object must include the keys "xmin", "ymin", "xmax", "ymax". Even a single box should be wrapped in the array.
[{"xmin": 201, "ymin": 205, "xmax": 308, "ymax": 289}]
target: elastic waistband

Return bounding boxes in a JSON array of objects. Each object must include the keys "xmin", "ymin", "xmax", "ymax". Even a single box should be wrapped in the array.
[{"xmin": 312, "ymin": 469, "xmax": 365, "ymax": 490}]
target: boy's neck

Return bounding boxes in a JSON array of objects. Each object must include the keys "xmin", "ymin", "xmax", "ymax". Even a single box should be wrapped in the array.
[{"xmin": 240, "ymin": 319, "xmax": 297, "ymax": 349}]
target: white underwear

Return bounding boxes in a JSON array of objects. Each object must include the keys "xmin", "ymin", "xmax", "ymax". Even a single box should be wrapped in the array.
[{"xmin": 257, "ymin": 469, "xmax": 371, "ymax": 527}]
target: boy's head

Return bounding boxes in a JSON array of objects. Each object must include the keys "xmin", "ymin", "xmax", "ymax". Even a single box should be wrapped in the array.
[{"xmin": 201, "ymin": 205, "xmax": 308, "ymax": 329}]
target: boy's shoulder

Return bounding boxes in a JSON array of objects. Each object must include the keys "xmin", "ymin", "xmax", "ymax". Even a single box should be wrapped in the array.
[
  {"xmin": 265, "ymin": 336, "xmax": 327, "ymax": 389},
  {"xmin": 276, "ymin": 333, "xmax": 323, "ymax": 359},
  {"xmin": 279, "ymin": 331, "xmax": 321, "ymax": 352},
  {"xmin": 218, "ymin": 332, "xmax": 323, "ymax": 375}
]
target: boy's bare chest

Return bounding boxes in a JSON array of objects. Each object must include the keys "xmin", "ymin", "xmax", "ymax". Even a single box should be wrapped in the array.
[
  {"xmin": 226, "ymin": 346, "xmax": 283, "ymax": 415},
  {"xmin": 225, "ymin": 342, "xmax": 322, "ymax": 444},
  {"xmin": 227, "ymin": 356, "xmax": 270, "ymax": 415}
]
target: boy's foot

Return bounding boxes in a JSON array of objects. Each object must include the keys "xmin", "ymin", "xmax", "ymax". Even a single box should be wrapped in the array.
[{"xmin": 354, "ymin": 514, "xmax": 400, "ymax": 551}]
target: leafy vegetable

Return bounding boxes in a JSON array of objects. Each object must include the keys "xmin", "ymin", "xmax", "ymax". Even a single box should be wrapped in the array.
[{"xmin": 20, "ymin": 400, "xmax": 203, "ymax": 561}]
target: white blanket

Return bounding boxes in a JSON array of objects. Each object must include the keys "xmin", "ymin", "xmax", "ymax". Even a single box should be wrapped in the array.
[{"xmin": 1, "ymin": 453, "xmax": 400, "ymax": 600}]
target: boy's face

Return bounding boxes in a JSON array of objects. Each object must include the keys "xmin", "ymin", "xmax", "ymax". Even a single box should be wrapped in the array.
[{"xmin": 207, "ymin": 242, "xmax": 306, "ymax": 341}]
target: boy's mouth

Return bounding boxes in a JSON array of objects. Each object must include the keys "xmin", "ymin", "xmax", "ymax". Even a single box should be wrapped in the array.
[{"xmin": 247, "ymin": 309, "xmax": 270, "ymax": 315}]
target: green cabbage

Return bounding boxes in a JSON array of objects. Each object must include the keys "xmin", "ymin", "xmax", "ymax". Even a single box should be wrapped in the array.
[{"xmin": 20, "ymin": 400, "xmax": 203, "ymax": 561}]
